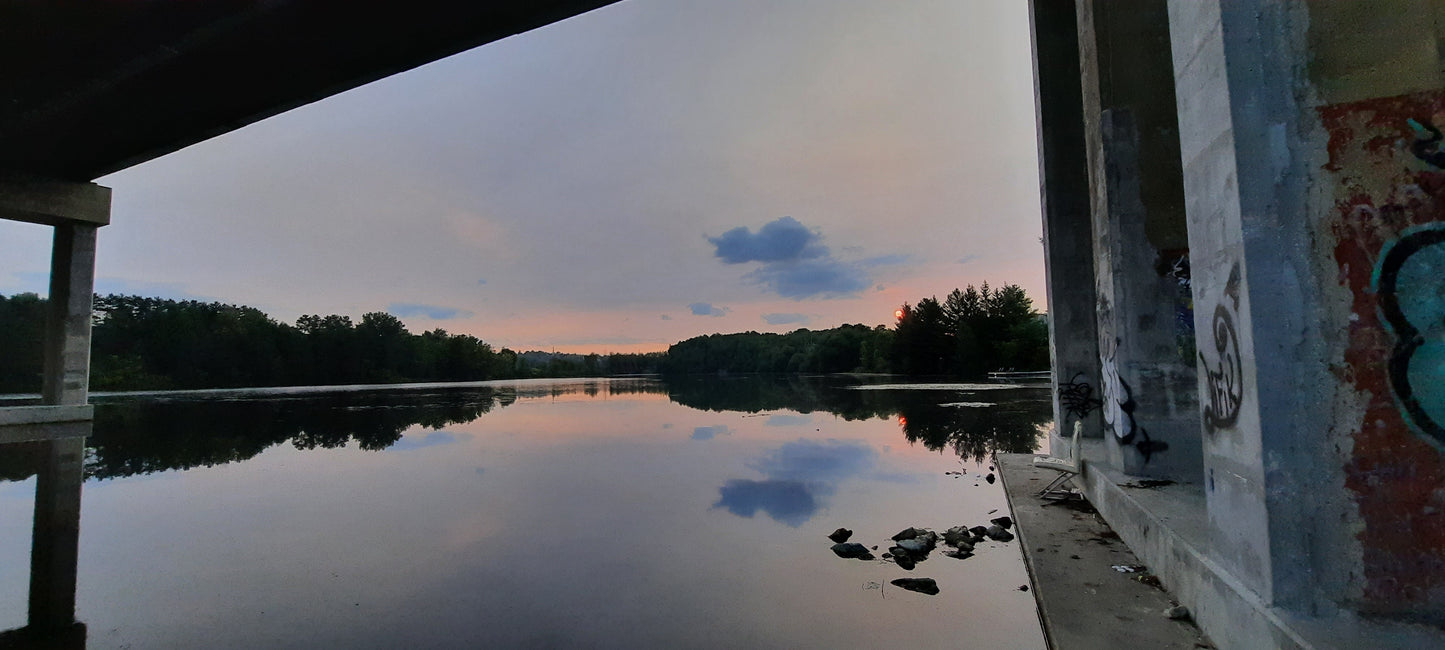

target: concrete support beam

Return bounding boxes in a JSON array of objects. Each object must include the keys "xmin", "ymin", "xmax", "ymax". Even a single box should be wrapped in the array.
[
  {"xmin": 0, "ymin": 406, "xmax": 93, "ymax": 445},
  {"xmin": 27, "ymin": 436, "xmax": 86, "ymax": 631},
  {"xmin": 41, "ymin": 223, "xmax": 98, "ymax": 406},
  {"xmin": 1029, "ymin": 0, "xmax": 1104, "ymax": 447},
  {"xmin": 0, "ymin": 175, "xmax": 111, "ymax": 227}
]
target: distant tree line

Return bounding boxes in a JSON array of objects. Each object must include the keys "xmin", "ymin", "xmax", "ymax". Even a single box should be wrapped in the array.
[
  {"xmin": 664, "ymin": 283, "xmax": 1048, "ymax": 378},
  {"xmin": 0, "ymin": 293, "xmax": 664, "ymax": 393},
  {"xmin": 0, "ymin": 282, "xmax": 1045, "ymax": 393}
]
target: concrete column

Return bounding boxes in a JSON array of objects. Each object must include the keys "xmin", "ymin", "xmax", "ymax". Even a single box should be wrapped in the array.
[
  {"xmin": 27, "ymin": 437, "xmax": 85, "ymax": 630},
  {"xmin": 1076, "ymin": 0, "xmax": 1201, "ymax": 481},
  {"xmin": 1168, "ymin": 0, "xmax": 1445, "ymax": 623},
  {"xmin": 1030, "ymin": 0, "xmax": 1104, "ymax": 449},
  {"xmin": 41, "ymin": 224, "xmax": 97, "ymax": 406}
]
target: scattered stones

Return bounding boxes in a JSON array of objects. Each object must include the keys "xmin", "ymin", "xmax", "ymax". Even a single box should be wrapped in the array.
[
  {"xmin": 1165, "ymin": 605, "xmax": 1190, "ymax": 620},
  {"xmin": 831, "ymin": 542, "xmax": 873, "ymax": 560},
  {"xmin": 827, "ymin": 528, "xmax": 853, "ymax": 543},
  {"xmin": 891, "ymin": 527, "xmax": 928, "ymax": 542},
  {"xmin": 890, "ymin": 578, "xmax": 940, "ymax": 595},
  {"xmin": 942, "ymin": 526, "xmax": 973, "ymax": 547},
  {"xmin": 985, "ymin": 473, "xmax": 996, "ymax": 484},
  {"xmin": 968, "ymin": 525, "xmax": 989, "ymax": 538},
  {"xmin": 897, "ymin": 538, "xmax": 930, "ymax": 554},
  {"xmin": 989, "ymin": 516, "xmax": 1013, "ymax": 530},
  {"xmin": 1017, "ymin": 584, "xmax": 1029, "ymax": 592},
  {"xmin": 944, "ymin": 549, "xmax": 974, "ymax": 560},
  {"xmin": 893, "ymin": 553, "xmax": 916, "ymax": 571},
  {"xmin": 985, "ymin": 525, "xmax": 1014, "ymax": 542}
]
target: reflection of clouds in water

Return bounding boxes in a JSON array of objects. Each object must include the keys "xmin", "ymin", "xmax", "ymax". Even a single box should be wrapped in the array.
[
  {"xmin": 388, "ymin": 431, "xmax": 463, "ymax": 451},
  {"xmin": 764, "ymin": 414, "xmax": 812, "ymax": 427},
  {"xmin": 691, "ymin": 425, "xmax": 732, "ymax": 440},
  {"xmin": 714, "ymin": 479, "xmax": 816, "ymax": 527},
  {"xmin": 748, "ymin": 439, "xmax": 875, "ymax": 484},
  {"xmin": 714, "ymin": 439, "xmax": 877, "ymax": 527}
]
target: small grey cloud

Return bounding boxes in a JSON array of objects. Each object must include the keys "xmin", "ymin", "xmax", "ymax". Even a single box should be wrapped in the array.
[
  {"xmin": 956, "ymin": 254, "xmax": 982, "ymax": 265},
  {"xmin": 692, "ymin": 425, "xmax": 733, "ymax": 440},
  {"xmin": 875, "ymin": 284, "xmax": 886, "ymax": 292},
  {"xmin": 660, "ymin": 314, "xmax": 672, "ymax": 320},
  {"xmin": 708, "ymin": 216, "xmax": 825, "ymax": 264},
  {"xmin": 709, "ymin": 217, "xmax": 874, "ymax": 300},
  {"xmin": 388, "ymin": 303, "xmax": 475, "ymax": 320},
  {"xmin": 763, "ymin": 312, "xmax": 811, "ymax": 325},
  {"xmin": 745, "ymin": 259, "xmax": 869, "ymax": 299},
  {"xmin": 859, "ymin": 253, "xmax": 910, "ymax": 267},
  {"xmin": 689, "ymin": 302, "xmax": 728, "ymax": 317}
]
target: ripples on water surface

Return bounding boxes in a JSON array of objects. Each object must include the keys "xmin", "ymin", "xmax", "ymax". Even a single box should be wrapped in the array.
[{"xmin": 1, "ymin": 376, "xmax": 1051, "ymax": 648}]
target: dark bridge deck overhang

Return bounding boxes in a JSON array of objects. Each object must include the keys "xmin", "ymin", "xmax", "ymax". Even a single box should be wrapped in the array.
[{"xmin": 1, "ymin": 0, "xmax": 620, "ymax": 182}]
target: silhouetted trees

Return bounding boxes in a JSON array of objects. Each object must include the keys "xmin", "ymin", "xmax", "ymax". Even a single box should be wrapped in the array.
[
  {"xmin": 666, "ymin": 283, "xmax": 1048, "ymax": 378},
  {"xmin": 662, "ymin": 324, "xmax": 893, "ymax": 375},
  {"xmin": 0, "ymin": 281, "xmax": 1048, "ymax": 393},
  {"xmin": 894, "ymin": 283, "xmax": 1049, "ymax": 377}
]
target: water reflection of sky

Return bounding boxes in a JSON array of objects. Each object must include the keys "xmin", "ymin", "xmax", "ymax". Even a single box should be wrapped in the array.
[{"xmin": 0, "ymin": 377, "xmax": 1048, "ymax": 648}]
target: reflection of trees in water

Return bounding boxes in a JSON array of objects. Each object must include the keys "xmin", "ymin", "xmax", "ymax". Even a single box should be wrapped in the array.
[
  {"xmin": 79, "ymin": 379, "xmax": 665, "ymax": 481},
  {"xmin": 663, "ymin": 375, "xmax": 1052, "ymax": 463},
  {"xmin": 86, "ymin": 390, "xmax": 501, "ymax": 479},
  {"xmin": 894, "ymin": 397, "xmax": 1052, "ymax": 463}
]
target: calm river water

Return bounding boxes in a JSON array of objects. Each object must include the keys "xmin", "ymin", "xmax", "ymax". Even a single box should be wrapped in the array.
[{"xmin": 2, "ymin": 375, "xmax": 1052, "ymax": 649}]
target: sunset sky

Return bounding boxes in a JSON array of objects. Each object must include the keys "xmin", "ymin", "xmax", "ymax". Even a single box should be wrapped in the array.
[{"xmin": 0, "ymin": 0, "xmax": 1044, "ymax": 353}]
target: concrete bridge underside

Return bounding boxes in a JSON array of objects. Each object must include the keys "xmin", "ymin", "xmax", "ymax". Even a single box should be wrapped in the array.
[{"xmin": 0, "ymin": 2, "xmax": 616, "ymax": 643}]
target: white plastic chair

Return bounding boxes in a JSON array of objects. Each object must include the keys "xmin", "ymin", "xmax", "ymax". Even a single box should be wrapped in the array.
[{"xmin": 1034, "ymin": 420, "xmax": 1082, "ymax": 499}]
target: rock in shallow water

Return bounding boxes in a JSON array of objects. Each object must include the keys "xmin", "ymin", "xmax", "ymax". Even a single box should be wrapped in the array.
[
  {"xmin": 891, "ymin": 527, "xmax": 927, "ymax": 542},
  {"xmin": 943, "ymin": 526, "xmax": 973, "ymax": 547},
  {"xmin": 828, "ymin": 527, "xmax": 853, "ymax": 543},
  {"xmin": 831, "ymin": 542, "xmax": 872, "ymax": 559},
  {"xmin": 893, "ymin": 553, "xmax": 916, "ymax": 571},
  {"xmin": 890, "ymin": 578, "xmax": 940, "ymax": 595},
  {"xmin": 990, "ymin": 516, "xmax": 1013, "ymax": 530},
  {"xmin": 985, "ymin": 525, "xmax": 1014, "ymax": 542}
]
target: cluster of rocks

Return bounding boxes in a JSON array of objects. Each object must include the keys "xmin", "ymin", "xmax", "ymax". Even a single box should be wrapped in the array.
[{"xmin": 823, "ymin": 516, "xmax": 1018, "ymax": 596}]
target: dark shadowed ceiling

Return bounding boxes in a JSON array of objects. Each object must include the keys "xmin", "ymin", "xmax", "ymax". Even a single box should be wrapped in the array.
[{"xmin": 0, "ymin": 0, "xmax": 620, "ymax": 181}]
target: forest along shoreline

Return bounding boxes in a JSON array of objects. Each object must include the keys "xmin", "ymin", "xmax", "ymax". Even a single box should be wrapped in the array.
[{"xmin": 0, "ymin": 282, "xmax": 1047, "ymax": 394}]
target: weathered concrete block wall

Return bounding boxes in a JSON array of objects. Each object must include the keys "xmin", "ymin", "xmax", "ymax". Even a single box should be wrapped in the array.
[
  {"xmin": 1169, "ymin": 0, "xmax": 1445, "ymax": 622},
  {"xmin": 1305, "ymin": 0, "xmax": 1445, "ymax": 622},
  {"xmin": 1076, "ymin": 0, "xmax": 1201, "ymax": 481}
]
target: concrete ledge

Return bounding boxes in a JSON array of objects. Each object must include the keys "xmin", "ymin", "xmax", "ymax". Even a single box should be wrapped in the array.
[
  {"xmin": 998, "ymin": 453, "xmax": 1209, "ymax": 649},
  {"xmin": 1074, "ymin": 439, "xmax": 1445, "ymax": 649},
  {"xmin": 0, "ymin": 405, "xmax": 92, "ymax": 426},
  {"xmin": 0, "ymin": 405, "xmax": 92, "ymax": 444}
]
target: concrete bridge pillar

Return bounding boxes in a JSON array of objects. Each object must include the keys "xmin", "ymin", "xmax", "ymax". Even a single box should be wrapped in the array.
[
  {"xmin": 1168, "ymin": 0, "xmax": 1445, "ymax": 630},
  {"xmin": 0, "ymin": 175, "xmax": 104, "ymax": 644},
  {"xmin": 1029, "ymin": 0, "xmax": 1103, "ymax": 448},
  {"xmin": 1074, "ymin": 0, "xmax": 1201, "ymax": 481}
]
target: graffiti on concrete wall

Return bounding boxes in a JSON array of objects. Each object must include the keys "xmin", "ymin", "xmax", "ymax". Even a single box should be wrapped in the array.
[
  {"xmin": 1374, "ymin": 224, "xmax": 1445, "ymax": 444},
  {"xmin": 1100, "ymin": 340, "xmax": 1166, "ymax": 461},
  {"xmin": 1059, "ymin": 371, "xmax": 1103, "ymax": 421},
  {"xmin": 1200, "ymin": 262, "xmax": 1243, "ymax": 431},
  {"xmin": 1321, "ymin": 91, "xmax": 1445, "ymax": 608}
]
